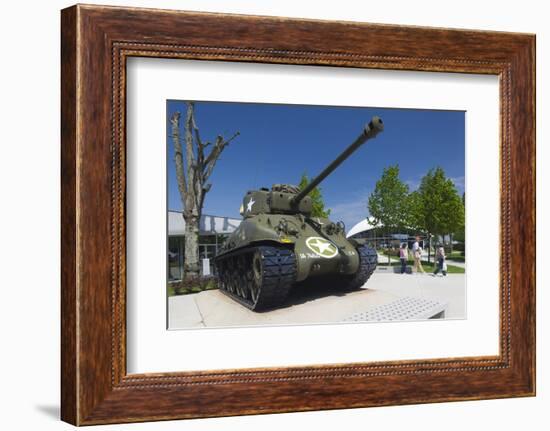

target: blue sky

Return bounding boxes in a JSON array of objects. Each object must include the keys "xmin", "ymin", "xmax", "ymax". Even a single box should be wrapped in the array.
[{"xmin": 167, "ymin": 101, "xmax": 464, "ymax": 229}]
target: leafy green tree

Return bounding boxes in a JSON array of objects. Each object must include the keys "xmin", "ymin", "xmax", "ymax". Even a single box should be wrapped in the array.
[
  {"xmin": 452, "ymin": 192, "xmax": 466, "ymax": 249},
  {"xmin": 298, "ymin": 173, "xmax": 331, "ymax": 218},
  {"xmin": 368, "ymin": 165, "xmax": 410, "ymax": 232},
  {"xmin": 414, "ymin": 167, "xmax": 465, "ymax": 260},
  {"xmin": 368, "ymin": 165, "xmax": 410, "ymax": 263},
  {"xmin": 405, "ymin": 190, "xmax": 424, "ymax": 232}
]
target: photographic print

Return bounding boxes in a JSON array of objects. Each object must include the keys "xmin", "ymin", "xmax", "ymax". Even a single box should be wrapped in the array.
[{"xmin": 167, "ymin": 101, "xmax": 466, "ymax": 329}]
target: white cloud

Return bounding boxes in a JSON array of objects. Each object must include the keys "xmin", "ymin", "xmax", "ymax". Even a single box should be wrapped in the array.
[
  {"xmin": 328, "ymin": 189, "xmax": 371, "ymax": 230},
  {"xmin": 404, "ymin": 178, "xmax": 421, "ymax": 191},
  {"xmin": 450, "ymin": 175, "xmax": 465, "ymax": 192}
]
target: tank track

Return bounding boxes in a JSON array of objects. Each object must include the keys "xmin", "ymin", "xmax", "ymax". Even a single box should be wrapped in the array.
[
  {"xmin": 344, "ymin": 245, "xmax": 378, "ymax": 289},
  {"xmin": 215, "ymin": 245, "xmax": 297, "ymax": 311}
]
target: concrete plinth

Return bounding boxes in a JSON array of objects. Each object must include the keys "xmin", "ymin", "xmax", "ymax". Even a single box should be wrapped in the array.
[{"xmin": 168, "ymin": 272, "xmax": 465, "ymax": 329}]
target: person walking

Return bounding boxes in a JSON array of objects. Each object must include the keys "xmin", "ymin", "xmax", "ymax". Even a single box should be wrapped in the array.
[
  {"xmin": 412, "ymin": 236, "xmax": 425, "ymax": 274},
  {"xmin": 399, "ymin": 243, "xmax": 408, "ymax": 274},
  {"xmin": 433, "ymin": 244, "xmax": 447, "ymax": 276}
]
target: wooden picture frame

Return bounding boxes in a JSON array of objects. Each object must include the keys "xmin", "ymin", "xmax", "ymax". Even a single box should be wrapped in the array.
[{"xmin": 61, "ymin": 4, "xmax": 535, "ymax": 425}]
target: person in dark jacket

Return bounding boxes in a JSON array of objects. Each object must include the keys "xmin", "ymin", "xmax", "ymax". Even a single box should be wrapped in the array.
[{"xmin": 433, "ymin": 244, "xmax": 447, "ymax": 276}]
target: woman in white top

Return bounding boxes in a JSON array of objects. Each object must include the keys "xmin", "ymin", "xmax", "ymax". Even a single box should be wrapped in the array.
[
  {"xmin": 412, "ymin": 236, "xmax": 425, "ymax": 274},
  {"xmin": 399, "ymin": 243, "xmax": 408, "ymax": 274}
]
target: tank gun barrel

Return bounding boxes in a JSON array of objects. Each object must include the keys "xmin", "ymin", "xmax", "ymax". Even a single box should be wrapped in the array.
[{"xmin": 291, "ymin": 116, "xmax": 384, "ymax": 206}]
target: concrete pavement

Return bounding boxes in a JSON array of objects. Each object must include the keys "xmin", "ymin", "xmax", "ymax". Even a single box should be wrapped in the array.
[{"xmin": 168, "ymin": 272, "xmax": 465, "ymax": 329}]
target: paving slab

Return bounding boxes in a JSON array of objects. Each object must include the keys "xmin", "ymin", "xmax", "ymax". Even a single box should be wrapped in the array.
[
  {"xmin": 168, "ymin": 294, "xmax": 205, "ymax": 329},
  {"xmin": 343, "ymin": 297, "xmax": 447, "ymax": 322},
  {"xmin": 372, "ymin": 273, "xmax": 466, "ymax": 319}
]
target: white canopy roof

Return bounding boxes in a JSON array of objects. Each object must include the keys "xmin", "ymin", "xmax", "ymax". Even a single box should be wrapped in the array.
[
  {"xmin": 346, "ymin": 218, "xmax": 381, "ymax": 238},
  {"xmin": 168, "ymin": 211, "xmax": 241, "ymax": 236}
]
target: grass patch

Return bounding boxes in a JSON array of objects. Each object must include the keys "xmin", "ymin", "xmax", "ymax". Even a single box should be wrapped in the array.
[
  {"xmin": 167, "ymin": 284, "xmax": 177, "ymax": 297},
  {"xmin": 447, "ymin": 253, "xmax": 465, "ymax": 263},
  {"xmin": 447, "ymin": 257, "xmax": 465, "ymax": 263},
  {"xmin": 380, "ymin": 249, "xmax": 466, "ymax": 265}
]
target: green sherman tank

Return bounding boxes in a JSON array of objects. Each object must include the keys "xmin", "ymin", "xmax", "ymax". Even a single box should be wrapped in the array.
[{"xmin": 214, "ymin": 117, "xmax": 384, "ymax": 310}]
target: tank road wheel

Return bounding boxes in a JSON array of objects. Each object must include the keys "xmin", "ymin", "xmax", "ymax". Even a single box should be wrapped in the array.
[
  {"xmin": 344, "ymin": 245, "xmax": 378, "ymax": 290},
  {"xmin": 228, "ymin": 267, "xmax": 237, "ymax": 294},
  {"xmin": 236, "ymin": 256, "xmax": 249, "ymax": 300},
  {"xmin": 246, "ymin": 267, "xmax": 259, "ymax": 304},
  {"xmin": 221, "ymin": 267, "xmax": 232, "ymax": 294},
  {"xmin": 215, "ymin": 257, "xmax": 232, "ymax": 295},
  {"xmin": 225, "ymin": 272, "xmax": 234, "ymax": 294},
  {"xmin": 218, "ymin": 272, "xmax": 227, "ymax": 292},
  {"xmin": 242, "ymin": 257, "xmax": 254, "ymax": 301},
  {"xmin": 251, "ymin": 250, "xmax": 263, "ymax": 304},
  {"xmin": 221, "ymin": 264, "xmax": 231, "ymax": 293}
]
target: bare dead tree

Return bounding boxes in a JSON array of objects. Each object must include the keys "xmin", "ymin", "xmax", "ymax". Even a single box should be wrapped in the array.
[{"xmin": 170, "ymin": 102, "xmax": 239, "ymax": 278}]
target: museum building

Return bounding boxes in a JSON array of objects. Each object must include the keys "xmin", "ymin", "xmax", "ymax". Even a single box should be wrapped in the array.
[
  {"xmin": 347, "ymin": 219, "xmax": 459, "ymax": 253},
  {"xmin": 347, "ymin": 219, "xmax": 428, "ymax": 250},
  {"xmin": 168, "ymin": 210, "xmax": 241, "ymax": 280}
]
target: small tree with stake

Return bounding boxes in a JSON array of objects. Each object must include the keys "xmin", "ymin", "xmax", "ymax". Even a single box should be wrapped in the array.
[{"xmin": 170, "ymin": 102, "xmax": 239, "ymax": 280}]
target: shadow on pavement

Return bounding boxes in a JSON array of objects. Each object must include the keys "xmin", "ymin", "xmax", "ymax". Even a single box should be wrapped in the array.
[{"xmin": 270, "ymin": 281, "xmax": 363, "ymax": 310}]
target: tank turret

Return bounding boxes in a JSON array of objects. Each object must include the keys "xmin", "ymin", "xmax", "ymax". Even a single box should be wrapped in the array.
[{"xmin": 215, "ymin": 117, "xmax": 384, "ymax": 311}]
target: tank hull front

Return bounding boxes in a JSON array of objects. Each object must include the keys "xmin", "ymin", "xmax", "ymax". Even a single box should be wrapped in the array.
[{"xmin": 217, "ymin": 214, "xmax": 361, "ymax": 282}]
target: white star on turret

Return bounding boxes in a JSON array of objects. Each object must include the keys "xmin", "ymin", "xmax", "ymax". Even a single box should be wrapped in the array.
[
  {"xmin": 310, "ymin": 238, "xmax": 332, "ymax": 254},
  {"xmin": 305, "ymin": 236, "xmax": 338, "ymax": 258},
  {"xmin": 246, "ymin": 198, "xmax": 255, "ymax": 212}
]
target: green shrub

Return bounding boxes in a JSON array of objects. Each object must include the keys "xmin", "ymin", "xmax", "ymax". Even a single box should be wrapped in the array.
[
  {"xmin": 170, "ymin": 276, "xmax": 217, "ymax": 296},
  {"xmin": 453, "ymin": 242, "xmax": 465, "ymax": 252}
]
